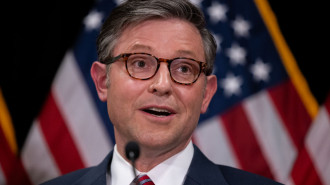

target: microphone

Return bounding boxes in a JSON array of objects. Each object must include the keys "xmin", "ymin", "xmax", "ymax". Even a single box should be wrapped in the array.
[{"xmin": 125, "ymin": 141, "xmax": 140, "ymax": 177}]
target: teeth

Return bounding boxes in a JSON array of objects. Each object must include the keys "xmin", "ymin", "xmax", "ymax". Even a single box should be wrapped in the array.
[
  {"xmin": 144, "ymin": 107, "xmax": 172, "ymax": 116},
  {"xmin": 148, "ymin": 107, "xmax": 171, "ymax": 113}
]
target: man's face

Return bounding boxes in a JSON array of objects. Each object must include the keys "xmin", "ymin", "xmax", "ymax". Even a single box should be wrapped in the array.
[{"xmin": 94, "ymin": 18, "xmax": 217, "ymax": 153}]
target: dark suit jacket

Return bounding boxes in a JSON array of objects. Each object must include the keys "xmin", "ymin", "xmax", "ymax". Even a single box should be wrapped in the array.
[{"xmin": 41, "ymin": 145, "xmax": 282, "ymax": 185}]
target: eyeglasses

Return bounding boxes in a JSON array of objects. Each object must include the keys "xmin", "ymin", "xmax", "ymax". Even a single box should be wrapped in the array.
[{"xmin": 101, "ymin": 53, "xmax": 207, "ymax": 85}]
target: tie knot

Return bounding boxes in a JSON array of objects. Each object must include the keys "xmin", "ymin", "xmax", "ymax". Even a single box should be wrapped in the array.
[{"xmin": 131, "ymin": 174, "xmax": 155, "ymax": 185}]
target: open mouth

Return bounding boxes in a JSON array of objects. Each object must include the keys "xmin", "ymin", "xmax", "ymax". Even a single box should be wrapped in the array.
[{"xmin": 142, "ymin": 107, "xmax": 174, "ymax": 117}]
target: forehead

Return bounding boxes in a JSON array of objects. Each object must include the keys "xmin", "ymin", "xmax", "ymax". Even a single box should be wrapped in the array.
[{"xmin": 113, "ymin": 18, "xmax": 205, "ymax": 61}]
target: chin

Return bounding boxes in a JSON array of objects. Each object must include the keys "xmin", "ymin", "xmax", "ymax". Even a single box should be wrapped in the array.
[{"xmin": 138, "ymin": 133, "xmax": 188, "ymax": 153}]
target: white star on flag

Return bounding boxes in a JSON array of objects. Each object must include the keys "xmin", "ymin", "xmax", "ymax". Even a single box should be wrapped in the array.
[
  {"xmin": 220, "ymin": 73, "xmax": 243, "ymax": 97},
  {"xmin": 207, "ymin": 1, "xmax": 228, "ymax": 24},
  {"xmin": 226, "ymin": 43, "xmax": 247, "ymax": 65},
  {"xmin": 84, "ymin": 10, "xmax": 103, "ymax": 31},
  {"xmin": 232, "ymin": 16, "xmax": 251, "ymax": 37},
  {"xmin": 250, "ymin": 59, "xmax": 271, "ymax": 82},
  {"xmin": 189, "ymin": 0, "xmax": 203, "ymax": 7},
  {"xmin": 212, "ymin": 33, "xmax": 222, "ymax": 52},
  {"xmin": 114, "ymin": 0, "xmax": 125, "ymax": 5}
]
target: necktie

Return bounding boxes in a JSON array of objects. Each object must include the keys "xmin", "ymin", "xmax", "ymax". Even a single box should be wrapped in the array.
[{"xmin": 130, "ymin": 174, "xmax": 155, "ymax": 185}]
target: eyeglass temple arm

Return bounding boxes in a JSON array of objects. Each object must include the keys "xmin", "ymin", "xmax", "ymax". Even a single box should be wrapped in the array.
[{"xmin": 101, "ymin": 55, "xmax": 123, "ymax": 65}]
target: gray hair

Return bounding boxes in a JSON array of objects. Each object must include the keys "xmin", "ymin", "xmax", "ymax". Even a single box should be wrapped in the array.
[{"xmin": 97, "ymin": 0, "xmax": 217, "ymax": 76}]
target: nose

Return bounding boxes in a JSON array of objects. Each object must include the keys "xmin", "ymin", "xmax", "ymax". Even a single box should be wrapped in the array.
[{"xmin": 148, "ymin": 63, "xmax": 172, "ymax": 96}]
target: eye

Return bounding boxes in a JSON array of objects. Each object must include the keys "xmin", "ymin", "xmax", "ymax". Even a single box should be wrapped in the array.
[
  {"xmin": 133, "ymin": 59, "xmax": 147, "ymax": 68},
  {"xmin": 171, "ymin": 59, "xmax": 199, "ymax": 76},
  {"xmin": 177, "ymin": 64, "xmax": 193, "ymax": 74},
  {"xmin": 126, "ymin": 54, "xmax": 157, "ymax": 76},
  {"xmin": 128, "ymin": 55, "xmax": 151, "ymax": 69}
]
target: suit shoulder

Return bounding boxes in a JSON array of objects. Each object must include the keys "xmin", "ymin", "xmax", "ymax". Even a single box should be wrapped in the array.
[
  {"xmin": 218, "ymin": 165, "xmax": 283, "ymax": 185},
  {"xmin": 40, "ymin": 167, "xmax": 92, "ymax": 185}
]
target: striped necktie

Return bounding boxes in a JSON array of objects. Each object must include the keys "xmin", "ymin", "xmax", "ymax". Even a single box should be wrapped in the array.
[{"xmin": 130, "ymin": 174, "xmax": 155, "ymax": 185}]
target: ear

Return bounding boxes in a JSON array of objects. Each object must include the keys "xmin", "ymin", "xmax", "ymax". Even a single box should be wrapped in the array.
[
  {"xmin": 201, "ymin": 75, "xmax": 217, "ymax": 113},
  {"xmin": 91, "ymin": 61, "xmax": 108, "ymax": 102}
]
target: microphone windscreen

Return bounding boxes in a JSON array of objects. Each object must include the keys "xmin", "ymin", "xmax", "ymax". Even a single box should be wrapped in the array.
[{"xmin": 125, "ymin": 141, "xmax": 140, "ymax": 161}]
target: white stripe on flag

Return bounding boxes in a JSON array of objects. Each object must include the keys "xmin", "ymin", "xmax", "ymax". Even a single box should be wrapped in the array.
[
  {"xmin": 306, "ymin": 107, "xmax": 330, "ymax": 185},
  {"xmin": 285, "ymin": 178, "xmax": 295, "ymax": 185},
  {"xmin": 53, "ymin": 51, "xmax": 112, "ymax": 167},
  {"xmin": 22, "ymin": 121, "xmax": 60, "ymax": 185},
  {"xmin": 243, "ymin": 91, "xmax": 296, "ymax": 182},
  {"xmin": 194, "ymin": 116, "xmax": 239, "ymax": 168}
]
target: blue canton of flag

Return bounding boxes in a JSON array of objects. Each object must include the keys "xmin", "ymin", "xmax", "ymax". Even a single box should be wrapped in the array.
[{"xmin": 198, "ymin": 0, "xmax": 287, "ymax": 122}]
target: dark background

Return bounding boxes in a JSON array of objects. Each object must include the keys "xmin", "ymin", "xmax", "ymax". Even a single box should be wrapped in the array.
[{"xmin": 2, "ymin": 1, "xmax": 329, "ymax": 150}]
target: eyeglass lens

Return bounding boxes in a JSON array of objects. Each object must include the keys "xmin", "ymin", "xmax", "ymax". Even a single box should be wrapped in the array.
[{"xmin": 125, "ymin": 54, "xmax": 201, "ymax": 84}]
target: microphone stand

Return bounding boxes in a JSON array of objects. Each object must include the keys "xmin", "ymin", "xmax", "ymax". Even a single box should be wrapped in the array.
[{"xmin": 125, "ymin": 141, "xmax": 140, "ymax": 178}]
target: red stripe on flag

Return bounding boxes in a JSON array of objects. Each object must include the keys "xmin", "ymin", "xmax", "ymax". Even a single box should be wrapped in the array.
[
  {"xmin": 8, "ymin": 159, "xmax": 33, "ymax": 185},
  {"xmin": 290, "ymin": 147, "xmax": 322, "ymax": 185},
  {"xmin": 268, "ymin": 80, "xmax": 311, "ymax": 149},
  {"xmin": 0, "ymin": 123, "xmax": 16, "ymax": 184},
  {"xmin": 324, "ymin": 93, "xmax": 330, "ymax": 114},
  {"xmin": 0, "ymin": 124, "xmax": 13, "ymax": 183},
  {"xmin": 0, "ymin": 123, "xmax": 32, "ymax": 185},
  {"xmin": 220, "ymin": 104, "xmax": 274, "ymax": 179},
  {"xmin": 39, "ymin": 93, "xmax": 85, "ymax": 174}
]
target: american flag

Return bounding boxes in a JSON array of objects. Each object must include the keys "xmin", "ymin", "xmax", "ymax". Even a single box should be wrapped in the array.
[{"xmin": 1, "ymin": 0, "xmax": 329, "ymax": 184}]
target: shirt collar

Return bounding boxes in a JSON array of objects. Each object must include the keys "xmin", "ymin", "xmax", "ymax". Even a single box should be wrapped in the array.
[{"xmin": 110, "ymin": 141, "xmax": 194, "ymax": 185}]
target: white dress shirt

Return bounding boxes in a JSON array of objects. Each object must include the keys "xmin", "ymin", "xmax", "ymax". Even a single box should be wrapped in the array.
[{"xmin": 108, "ymin": 141, "xmax": 194, "ymax": 185}]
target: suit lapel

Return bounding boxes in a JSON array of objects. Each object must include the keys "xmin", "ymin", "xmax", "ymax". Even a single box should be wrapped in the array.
[
  {"xmin": 72, "ymin": 152, "xmax": 113, "ymax": 185},
  {"xmin": 183, "ymin": 146, "xmax": 229, "ymax": 185}
]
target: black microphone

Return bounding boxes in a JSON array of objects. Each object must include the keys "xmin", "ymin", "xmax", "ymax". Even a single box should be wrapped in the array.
[{"xmin": 125, "ymin": 141, "xmax": 140, "ymax": 178}]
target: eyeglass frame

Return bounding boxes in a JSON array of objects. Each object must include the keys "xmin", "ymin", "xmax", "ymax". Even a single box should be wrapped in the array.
[{"xmin": 100, "ymin": 52, "xmax": 208, "ymax": 85}]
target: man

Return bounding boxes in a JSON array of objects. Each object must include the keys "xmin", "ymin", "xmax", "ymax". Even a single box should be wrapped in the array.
[{"xmin": 42, "ymin": 0, "xmax": 282, "ymax": 184}]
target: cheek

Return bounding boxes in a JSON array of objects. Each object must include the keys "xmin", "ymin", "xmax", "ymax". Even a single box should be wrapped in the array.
[
  {"xmin": 106, "ymin": 68, "xmax": 143, "ymax": 122},
  {"xmin": 174, "ymin": 89, "xmax": 203, "ymax": 141},
  {"xmin": 176, "ymin": 86, "xmax": 204, "ymax": 119},
  {"xmin": 108, "ymin": 63, "xmax": 143, "ymax": 99}
]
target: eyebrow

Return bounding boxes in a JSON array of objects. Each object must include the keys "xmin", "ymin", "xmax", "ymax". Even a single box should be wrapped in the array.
[
  {"xmin": 175, "ymin": 50, "xmax": 198, "ymax": 59},
  {"xmin": 128, "ymin": 44, "xmax": 198, "ymax": 59},
  {"xmin": 128, "ymin": 44, "xmax": 154, "ymax": 52}
]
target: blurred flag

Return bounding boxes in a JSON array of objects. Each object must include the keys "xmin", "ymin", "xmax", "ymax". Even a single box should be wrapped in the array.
[
  {"xmin": 20, "ymin": 1, "xmax": 116, "ymax": 183},
  {"xmin": 288, "ymin": 92, "xmax": 330, "ymax": 185},
  {"xmin": 0, "ymin": 89, "xmax": 32, "ymax": 185},
  {"xmin": 2, "ymin": 0, "xmax": 328, "ymax": 185},
  {"xmin": 193, "ymin": 0, "xmax": 322, "ymax": 184}
]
